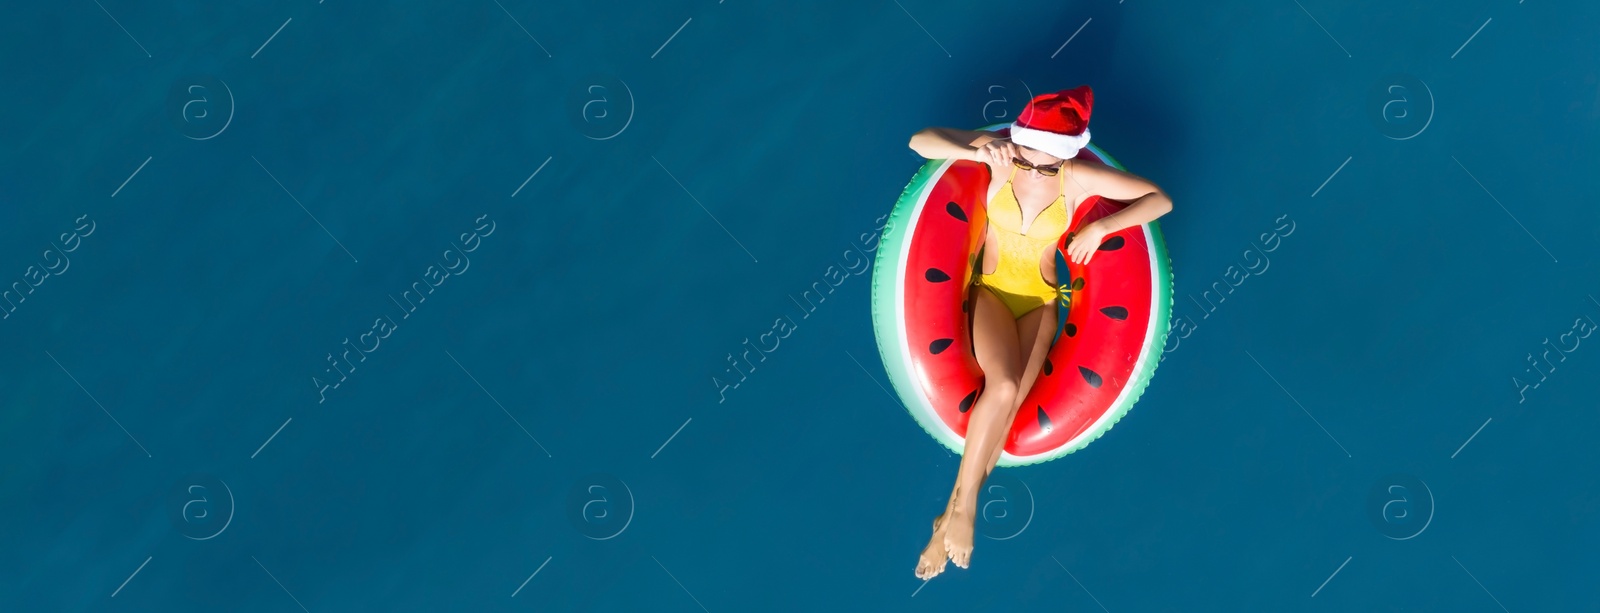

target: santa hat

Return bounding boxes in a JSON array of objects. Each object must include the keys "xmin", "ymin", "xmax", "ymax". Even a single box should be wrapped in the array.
[{"xmin": 1009, "ymin": 86, "xmax": 1093, "ymax": 160}]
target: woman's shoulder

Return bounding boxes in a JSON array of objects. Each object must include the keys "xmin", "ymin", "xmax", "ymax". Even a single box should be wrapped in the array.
[
  {"xmin": 1069, "ymin": 156, "xmax": 1113, "ymax": 173},
  {"xmin": 1073, "ymin": 157, "xmax": 1150, "ymax": 183},
  {"xmin": 1065, "ymin": 156, "xmax": 1118, "ymax": 189}
]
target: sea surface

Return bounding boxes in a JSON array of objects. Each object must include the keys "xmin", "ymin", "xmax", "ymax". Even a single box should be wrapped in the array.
[{"xmin": 1, "ymin": 1, "xmax": 1597, "ymax": 611}]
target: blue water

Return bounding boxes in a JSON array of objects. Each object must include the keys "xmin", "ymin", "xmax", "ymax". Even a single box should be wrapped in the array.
[{"xmin": 3, "ymin": 1, "xmax": 1598, "ymax": 611}]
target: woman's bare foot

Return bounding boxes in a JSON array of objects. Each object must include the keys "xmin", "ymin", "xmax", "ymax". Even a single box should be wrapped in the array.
[
  {"xmin": 943, "ymin": 511, "xmax": 976, "ymax": 569},
  {"xmin": 915, "ymin": 515, "xmax": 950, "ymax": 580}
]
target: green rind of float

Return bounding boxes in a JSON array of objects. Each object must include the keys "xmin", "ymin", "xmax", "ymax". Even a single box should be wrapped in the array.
[
  {"xmin": 869, "ymin": 158, "xmax": 967, "ymax": 454},
  {"xmin": 996, "ymin": 142, "xmax": 1175, "ymax": 466}
]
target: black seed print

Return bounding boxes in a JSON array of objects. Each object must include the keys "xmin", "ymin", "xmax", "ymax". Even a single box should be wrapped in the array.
[
  {"xmin": 946, "ymin": 202, "xmax": 967, "ymax": 222},
  {"xmin": 1078, "ymin": 366, "xmax": 1102, "ymax": 388}
]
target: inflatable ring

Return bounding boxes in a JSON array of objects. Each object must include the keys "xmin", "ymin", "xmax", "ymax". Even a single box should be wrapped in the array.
[{"xmin": 870, "ymin": 126, "xmax": 1173, "ymax": 467}]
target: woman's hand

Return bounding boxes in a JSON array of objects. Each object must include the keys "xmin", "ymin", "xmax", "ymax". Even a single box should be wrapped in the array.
[
  {"xmin": 972, "ymin": 137, "xmax": 1021, "ymax": 168},
  {"xmin": 1065, "ymin": 221, "xmax": 1110, "ymax": 265}
]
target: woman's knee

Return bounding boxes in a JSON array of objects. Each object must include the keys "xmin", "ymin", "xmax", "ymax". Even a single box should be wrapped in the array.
[{"xmin": 981, "ymin": 376, "xmax": 1020, "ymax": 409}]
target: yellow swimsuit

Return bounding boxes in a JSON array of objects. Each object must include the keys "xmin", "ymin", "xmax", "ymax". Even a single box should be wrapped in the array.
[{"xmin": 973, "ymin": 165, "xmax": 1072, "ymax": 319}]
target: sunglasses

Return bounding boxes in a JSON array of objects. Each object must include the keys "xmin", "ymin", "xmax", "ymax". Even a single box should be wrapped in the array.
[{"xmin": 1012, "ymin": 157, "xmax": 1064, "ymax": 176}]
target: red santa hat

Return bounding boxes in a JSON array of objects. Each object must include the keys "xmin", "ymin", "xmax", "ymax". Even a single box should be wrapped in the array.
[{"xmin": 1009, "ymin": 86, "xmax": 1093, "ymax": 160}]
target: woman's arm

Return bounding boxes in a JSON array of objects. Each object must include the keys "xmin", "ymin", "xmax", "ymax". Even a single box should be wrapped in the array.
[
  {"xmin": 1063, "ymin": 162, "xmax": 1174, "ymax": 264},
  {"xmin": 1075, "ymin": 162, "xmax": 1172, "ymax": 234},
  {"xmin": 908, "ymin": 127, "xmax": 1007, "ymax": 161}
]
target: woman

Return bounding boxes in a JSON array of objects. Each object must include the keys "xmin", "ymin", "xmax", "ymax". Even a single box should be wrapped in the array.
[{"xmin": 906, "ymin": 86, "xmax": 1173, "ymax": 580}]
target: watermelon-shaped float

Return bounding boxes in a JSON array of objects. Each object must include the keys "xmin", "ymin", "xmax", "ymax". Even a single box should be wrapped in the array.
[{"xmin": 869, "ymin": 126, "xmax": 1173, "ymax": 467}]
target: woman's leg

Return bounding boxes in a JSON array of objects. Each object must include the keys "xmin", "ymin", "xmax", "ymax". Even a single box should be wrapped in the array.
[
  {"xmin": 917, "ymin": 286, "xmax": 1022, "ymax": 578},
  {"xmin": 938, "ymin": 286, "xmax": 1023, "ymax": 569},
  {"xmin": 985, "ymin": 301, "xmax": 1057, "ymax": 468},
  {"xmin": 915, "ymin": 514, "xmax": 951, "ymax": 580},
  {"xmin": 940, "ymin": 302, "xmax": 1056, "ymax": 496}
]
